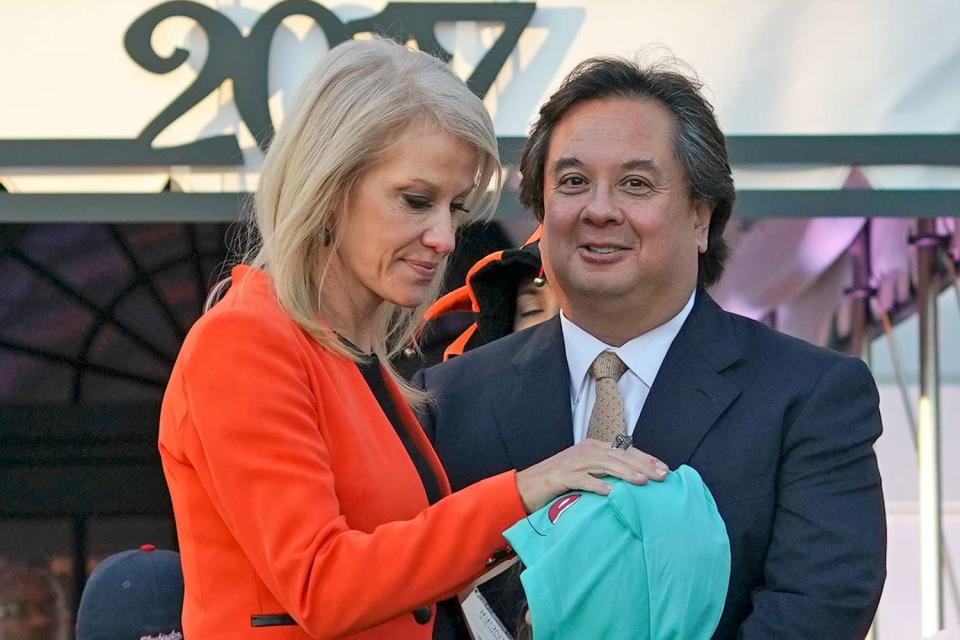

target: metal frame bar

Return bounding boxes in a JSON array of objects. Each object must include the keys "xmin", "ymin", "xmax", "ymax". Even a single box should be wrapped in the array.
[
  {"xmin": 914, "ymin": 220, "xmax": 944, "ymax": 635},
  {"xmin": 5, "ymin": 133, "xmax": 960, "ymax": 223},
  {"xmin": 3, "ymin": 189, "xmax": 960, "ymax": 223}
]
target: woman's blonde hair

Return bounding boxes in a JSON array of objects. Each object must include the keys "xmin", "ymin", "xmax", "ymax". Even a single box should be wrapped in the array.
[{"xmin": 209, "ymin": 37, "xmax": 501, "ymax": 404}]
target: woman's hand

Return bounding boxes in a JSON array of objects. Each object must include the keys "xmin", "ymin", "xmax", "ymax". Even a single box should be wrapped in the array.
[{"xmin": 514, "ymin": 439, "xmax": 669, "ymax": 513}]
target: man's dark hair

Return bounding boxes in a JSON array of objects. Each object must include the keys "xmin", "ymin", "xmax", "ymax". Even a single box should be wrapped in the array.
[{"xmin": 519, "ymin": 55, "xmax": 735, "ymax": 287}]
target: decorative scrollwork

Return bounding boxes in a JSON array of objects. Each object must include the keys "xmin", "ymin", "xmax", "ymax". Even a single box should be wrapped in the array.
[
  {"xmin": 124, "ymin": 0, "xmax": 536, "ymax": 152},
  {"xmin": 242, "ymin": 0, "xmax": 352, "ymax": 150},
  {"xmin": 348, "ymin": 3, "xmax": 535, "ymax": 99},
  {"xmin": 125, "ymin": 1, "xmax": 247, "ymax": 145}
]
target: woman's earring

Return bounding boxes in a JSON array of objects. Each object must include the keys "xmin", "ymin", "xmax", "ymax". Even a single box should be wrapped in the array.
[{"xmin": 319, "ymin": 228, "xmax": 332, "ymax": 246}]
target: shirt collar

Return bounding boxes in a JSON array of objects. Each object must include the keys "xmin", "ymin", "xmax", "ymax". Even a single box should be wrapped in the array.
[{"xmin": 560, "ymin": 290, "xmax": 697, "ymax": 404}]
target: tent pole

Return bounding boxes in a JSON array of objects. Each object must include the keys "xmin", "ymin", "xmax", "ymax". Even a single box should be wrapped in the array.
[
  {"xmin": 882, "ymin": 312, "xmax": 918, "ymax": 436},
  {"xmin": 848, "ymin": 223, "xmax": 879, "ymax": 639},
  {"xmin": 882, "ymin": 310, "xmax": 960, "ymax": 626},
  {"xmin": 941, "ymin": 252, "xmax": 960, "ymax": 314},
  {"xmin": 914, "ymin": 218, "xmax": 943, "ymax": 636},
  {"xmin": 847, "ymin": 223, "xmax": 873, "ymax": 359}
]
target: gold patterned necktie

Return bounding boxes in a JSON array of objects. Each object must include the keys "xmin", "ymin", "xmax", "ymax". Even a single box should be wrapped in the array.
[{"xmin": 585, "ymin": 351, "xmax": 629, "ymax": 443}]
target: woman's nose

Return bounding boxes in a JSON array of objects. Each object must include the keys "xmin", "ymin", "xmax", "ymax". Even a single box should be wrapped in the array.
[{"xmin": 422, "ymin": 212, "xmax": 456, "ymax": 255}]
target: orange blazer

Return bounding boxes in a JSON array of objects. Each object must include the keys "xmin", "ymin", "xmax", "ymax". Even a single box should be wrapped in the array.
[{"xmin": 159, "ymin": 266, "xmax": 526, "ymax": 639}]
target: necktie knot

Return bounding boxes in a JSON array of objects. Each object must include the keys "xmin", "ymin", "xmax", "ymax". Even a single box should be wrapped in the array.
[{"xmin": 590, "ymin": 351, "xmax": 627, "ymax": 382}]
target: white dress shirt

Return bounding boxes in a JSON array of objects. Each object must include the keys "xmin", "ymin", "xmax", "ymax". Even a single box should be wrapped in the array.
[{"xmin": 560, "ymin": 291, "xmax": 696, "ymax": 443}]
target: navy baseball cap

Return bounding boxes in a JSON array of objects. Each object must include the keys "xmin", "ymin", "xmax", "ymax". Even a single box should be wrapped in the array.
[{"xmin": 76, "ymin": 545, "xmax": 184, "ymax": 640}]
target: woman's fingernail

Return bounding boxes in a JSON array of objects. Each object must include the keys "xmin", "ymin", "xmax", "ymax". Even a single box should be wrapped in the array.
[{"xmin": 655, "ymin": 460, "xmax": 669, "ymax": 471}]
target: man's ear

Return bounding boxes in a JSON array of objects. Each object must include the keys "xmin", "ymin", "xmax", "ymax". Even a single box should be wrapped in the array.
[{"xmin": 693, "ymin": 200, "xmax": 713, "ymax": 254}]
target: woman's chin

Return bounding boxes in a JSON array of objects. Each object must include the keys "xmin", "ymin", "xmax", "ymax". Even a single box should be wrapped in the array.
[{"xmin": 382, "ymin": 288, "xmax": 429, "ymax": 309}]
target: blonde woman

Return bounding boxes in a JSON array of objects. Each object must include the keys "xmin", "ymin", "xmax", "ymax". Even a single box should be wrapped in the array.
[{"xmin": 159, "ymin": 37, "xmax": 665, "ymax": 640}]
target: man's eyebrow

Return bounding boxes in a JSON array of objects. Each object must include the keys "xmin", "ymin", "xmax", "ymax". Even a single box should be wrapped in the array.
[
  {"xmin": 550, "ymin": 157, "xmax": 583, "ymax": 176},
  {"xmin": 622, "ymin": 158, "xmax": 658, "ymax": 173},
  {"xmin": 550, "ymin": 157, "xmax": 661, "ymax": 176}
]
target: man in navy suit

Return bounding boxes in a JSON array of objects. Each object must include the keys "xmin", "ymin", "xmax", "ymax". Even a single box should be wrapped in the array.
[{"xmin": 415, "ymin": 56, "xmax": 886, "ymax": 639}]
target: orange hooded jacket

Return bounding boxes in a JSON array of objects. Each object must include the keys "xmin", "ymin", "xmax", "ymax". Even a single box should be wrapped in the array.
[{"xmin": 423, "ymin": 225, "xmax": 542, "ymax": 360}]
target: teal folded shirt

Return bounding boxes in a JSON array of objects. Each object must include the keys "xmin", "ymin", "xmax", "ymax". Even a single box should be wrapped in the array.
[{"xmin": 503, "ymin": 465, "xmax": 730, "ymax": 640}]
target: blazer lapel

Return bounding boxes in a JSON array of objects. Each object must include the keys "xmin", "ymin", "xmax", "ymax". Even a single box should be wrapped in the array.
[
  {"xmin": 632, "ymin": 291, "xmax": 743, "ymax": 468},
  {"xmin": 493, "ymin": 316, "xmax": 574, "ymax": 471}
]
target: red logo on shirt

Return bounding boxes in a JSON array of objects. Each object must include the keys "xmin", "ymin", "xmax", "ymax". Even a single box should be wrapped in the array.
[{"xmin": 548, "ymin": 494, "xmax": 581, "ymax": 524}]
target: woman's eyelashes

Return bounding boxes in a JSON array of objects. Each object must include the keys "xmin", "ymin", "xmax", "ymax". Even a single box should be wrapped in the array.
[
  {"xmin": 402, "ymin": 193, "xmax": 432, "ymax": 210},
  {"xmin": 401, "ymin": 193, "xmax": 470, "ymax": 214}
]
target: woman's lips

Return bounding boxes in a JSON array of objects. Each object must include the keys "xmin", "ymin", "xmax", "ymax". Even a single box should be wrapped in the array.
[{"xmin": 403, "ymin": 259, "xmax": 439, "ymax": 279}]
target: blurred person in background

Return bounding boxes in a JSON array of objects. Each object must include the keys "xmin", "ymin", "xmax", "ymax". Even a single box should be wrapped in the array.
[
  {"xmin": 391, "ymin": 221, "xmax": 514, "ymax": 378},
  {"xmin": 0, "ymin": 565, "xmax": 69, "ymax": 640},
  {"xmin": 420, "ymin": 227, "xmax": 560, "ymax": 361},
  {"xmin": 159, "ymin": 37, "xmax": 664, "ymax": 640},
  {"xmin": 513, "ymin": 277, "xmax": 559, "ymax": 333}
]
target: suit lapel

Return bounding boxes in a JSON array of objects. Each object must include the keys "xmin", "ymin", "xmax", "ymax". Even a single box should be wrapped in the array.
[
  {"xmin": 493, "ymin": 317, "xmax": 574, "ymax": 471},
  {"xmin": 632, "ymin": 292, "xmax": 743, "ymax": 468}
]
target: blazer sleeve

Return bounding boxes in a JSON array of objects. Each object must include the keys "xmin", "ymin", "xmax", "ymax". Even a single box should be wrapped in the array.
[
  {"xmin": 739, "ymin": 356, "xmax": 886, "ymax": 639},
  {"xmin": 172, "ymin": 309, "xmax": 527, "ymax": 639}
]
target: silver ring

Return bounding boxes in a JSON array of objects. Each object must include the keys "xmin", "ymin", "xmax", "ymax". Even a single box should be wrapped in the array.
[{"xmin": 611, "ymin": 434, "xmax": 632, "ymax": 451}]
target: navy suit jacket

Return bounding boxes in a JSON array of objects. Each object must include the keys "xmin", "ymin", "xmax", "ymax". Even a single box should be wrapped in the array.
[{"xmin": 414, "ymin": 291, "xmax": 886, "ymax": 639}]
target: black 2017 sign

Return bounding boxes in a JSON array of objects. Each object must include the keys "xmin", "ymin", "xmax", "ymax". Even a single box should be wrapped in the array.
[{"xmin": 1, "ymin": 1, "xmax": 535, "ymax": 169}]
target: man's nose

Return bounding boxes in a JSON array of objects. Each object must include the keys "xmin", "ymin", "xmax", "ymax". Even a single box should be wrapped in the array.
[{"xmin": 580, "ymin": 186, "xmax": 622, "ymax": 224}]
